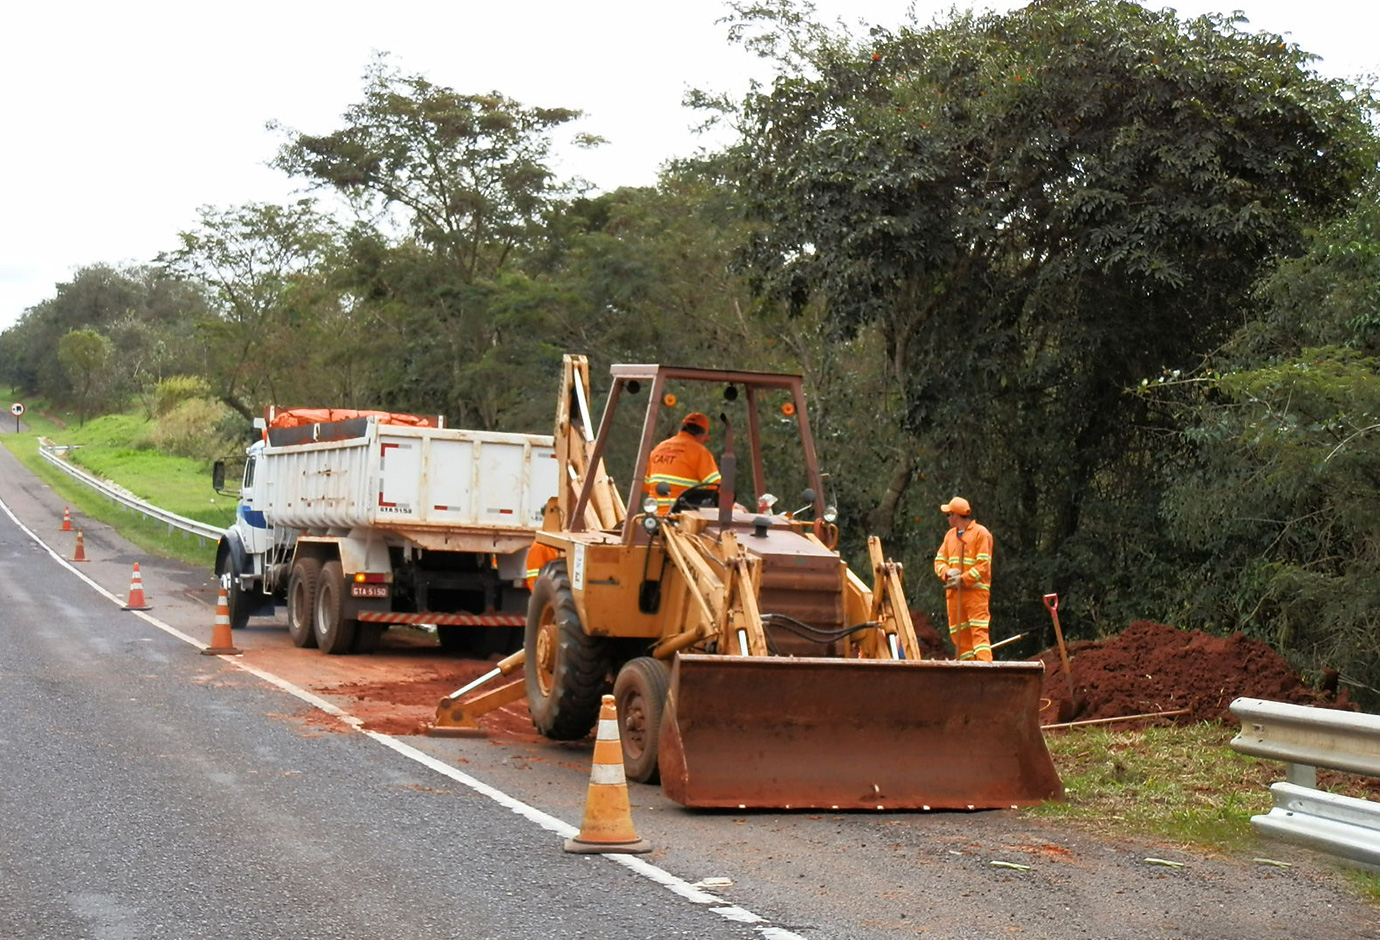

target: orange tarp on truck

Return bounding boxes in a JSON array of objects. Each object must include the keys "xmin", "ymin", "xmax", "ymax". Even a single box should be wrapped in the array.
[{"xmin": 265, "ymin": 407, "xmax": 438, "ymax": 430}]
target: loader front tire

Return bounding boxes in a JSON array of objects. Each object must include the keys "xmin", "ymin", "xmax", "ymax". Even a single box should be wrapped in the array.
[
  {"xmin": 314, "ymin": 561, "xmax": 357, "ymax": 654},
  {"xmin": 525, "ymin": 561, "xmax": 609, "ymax": 740},
  {"xmin": 613, "ymin": 657, "xmax": 671, "ymax": 784},
  {"xmin": 287, "ymin": 558, "xmax": 321, "ymax": 648}
]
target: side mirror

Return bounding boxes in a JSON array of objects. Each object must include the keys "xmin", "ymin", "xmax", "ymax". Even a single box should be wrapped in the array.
[{"xmin": 212, "ymin": 460, "xmax": 226, "ymax": 493}]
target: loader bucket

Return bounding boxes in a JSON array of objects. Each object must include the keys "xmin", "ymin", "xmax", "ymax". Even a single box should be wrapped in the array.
[{"xmin": 657, "ymin": 654, "xmax": 1063, "ymax": 810}]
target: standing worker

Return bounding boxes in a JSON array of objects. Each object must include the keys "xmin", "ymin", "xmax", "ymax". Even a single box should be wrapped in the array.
[
  {"xmin": 644, "ymin": 412, "xmax": 721, "ymax": 514},
  {"xmin": 933, "ymin": 496, "xmax": 994, "ymax": 662}
]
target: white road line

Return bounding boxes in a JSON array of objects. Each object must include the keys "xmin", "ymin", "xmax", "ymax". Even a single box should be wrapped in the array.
[{"xmin": 0, "ymin": 495, "xmax": 807, "ymax": 940}]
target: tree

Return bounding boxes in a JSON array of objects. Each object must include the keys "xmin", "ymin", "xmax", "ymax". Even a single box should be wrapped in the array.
[
  {"xmin": 57, "ymin": 328, "xmax": 112, "ymax": 422},
  {"xmin": 270, "ymin": 56, "xmax": 601, "ymax": 429},
  {"xmin": 0, "ymin": 264, "xmax": 209, "ymax": 406},
  {"xmin": 272, "ymin": 55, "xmax": 597, "ymax": 281},
  {"xmin": 1153, "ymin": 185, "xmax": 1380, "ymax": 702},
  {"xmin": 720, "ymin": 0, "xmax": 1377, "ymax": 633},
  {"xmin": 158, "ymin": 200, "xmax": 353, "ymax": 419}
]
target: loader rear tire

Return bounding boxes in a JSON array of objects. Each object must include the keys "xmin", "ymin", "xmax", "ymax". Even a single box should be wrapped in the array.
[
  {"xmin": 613, "ymin": 657, "xmax": 670, "ymax": 784},
  {"xmin": 525, "ymin": 561, "xmax": 610, "ymax": 740},
  {"xmin": 287, "ymin": 558, "xmax": 321, "ymax": 648},
  {"xmin": 314, "ymin": 561, "xmax": 357, "ymax": 654}
]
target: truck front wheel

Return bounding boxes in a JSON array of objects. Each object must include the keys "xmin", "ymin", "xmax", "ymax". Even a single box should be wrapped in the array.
[
  {"xmin": 287, "ymin": 558, "xmax": 321, "ymax": 648},
  {"xmin": 314, "ymin": 561, "xmax": 357, "ymax": 654},
  {"xmin": 215, "ymin": 548, "xmax": 253, "ymax": 632},
  {"xmin": 525, "ymin": 561, "xmax": 610, "ymax": 740}
]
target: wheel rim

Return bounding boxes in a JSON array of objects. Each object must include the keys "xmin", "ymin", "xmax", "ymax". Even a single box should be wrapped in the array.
[
  {"xmin": 620, "ymin": 690, "xmax": 650, "ymax": 761},
  {"xmin": 535, "ymin": 607, "xmax": 557, "ymax": 697},
  {"xmin": 314, "ymin": 583, "xmax": 330, "ymax": 640},
  {"xmin": 292, "ymin": 579, "xmax": 311, "ymax": 633}
]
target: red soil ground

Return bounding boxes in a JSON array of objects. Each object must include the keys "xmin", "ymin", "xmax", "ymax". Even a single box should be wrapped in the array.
[
  {"xmin": 303, "ymin": 658, "xmax": 543, "ymax": 739},
  {"xmin": 299, "ymin": 619, "xmax": 1346, "ymax": 743}
]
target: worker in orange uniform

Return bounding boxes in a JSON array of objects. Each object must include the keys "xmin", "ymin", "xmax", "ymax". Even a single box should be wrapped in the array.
[
  {"xmin": 933, "ymin": 496, "xmax": 994, "ymax": 661},
  {"xmin": 524, "ymin": 540, "xmax": 560, "ymax": 590},
  {"xmin": 645, "ymin": 412, "xmax": 721, "ymax": 514}
]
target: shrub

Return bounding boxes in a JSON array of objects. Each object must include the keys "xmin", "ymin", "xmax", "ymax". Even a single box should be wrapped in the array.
[
  {"xmin": 148, "ymin": 398, "xmax": 237, "ymax": 460},
  {"xmin": 153, "ymin": 375, "xmax": 213, "ymax": 417}
]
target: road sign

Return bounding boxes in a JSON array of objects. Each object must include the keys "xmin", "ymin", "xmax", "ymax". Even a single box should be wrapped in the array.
[{"xmin": 9, "ymin": 403, "xmax": 22, "ymax": 417}]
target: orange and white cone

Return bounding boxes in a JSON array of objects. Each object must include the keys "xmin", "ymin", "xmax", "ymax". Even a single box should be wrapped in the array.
[
  {"xmin": 201, "ymin": 586, "xmax": 242, "ymax": 656},
  {"xmin": 60, "ymin": 506, "xmax": 73, "ymax": 531},
  {"xmin": 122, "ymin": 562, "xmax": 152, "ymax": 611},
  {"xmin": 72, "ymin": 529, "xmax": 89, "ymax": 563},
  {"xmin": 564, "ymin": 694, "xmax": 651, "ymax": 855}
]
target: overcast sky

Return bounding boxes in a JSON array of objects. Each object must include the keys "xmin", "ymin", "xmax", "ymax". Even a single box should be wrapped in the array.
[{"xmin": 2, "ymin": 0, "xmax": 1375, "ymax": 333}]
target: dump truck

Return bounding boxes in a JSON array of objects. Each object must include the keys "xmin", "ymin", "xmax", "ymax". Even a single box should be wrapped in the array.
[
  {"xmin": 434, "ymin": 357, "xmax": 1062, "ymax": 809},
  {"xmin": 213, "ymin": 407, "xmax": 558, "ymax": 654}
]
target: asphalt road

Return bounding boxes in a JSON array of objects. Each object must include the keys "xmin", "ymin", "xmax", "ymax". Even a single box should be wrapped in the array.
[{"xmin": 1, "ymin": 438, "xmax": 1377, "ymax": 939}]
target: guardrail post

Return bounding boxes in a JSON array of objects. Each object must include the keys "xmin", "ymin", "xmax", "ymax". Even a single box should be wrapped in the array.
[{"xmin": 1286, "ymin": 762, "xmax": 1317, "ymax": 789}]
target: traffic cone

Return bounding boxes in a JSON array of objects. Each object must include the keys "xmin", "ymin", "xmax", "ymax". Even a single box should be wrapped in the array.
[
  {"xmin": 201, "ymin": 587, "xmax": 242, "ymax": 656},
  {"xmin": 564, "ymin": 694, "xmax": 652, "ymax": 855},
  {"xmin": 72, "ymin": 529, "xmax": 89, "ymax": 562},
  {"xmin": 60, "ymin": 506, "xmax": 73, "ymax": 531},
  {"xmin": 122, "ymin": 562, "xmax": 152, "ymax": 611}
]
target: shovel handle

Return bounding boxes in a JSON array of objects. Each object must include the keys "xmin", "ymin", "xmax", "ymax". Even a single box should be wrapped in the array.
[{"xmin": 1042, "ymin": 592, "xmax": 1072, "ymax": 680}]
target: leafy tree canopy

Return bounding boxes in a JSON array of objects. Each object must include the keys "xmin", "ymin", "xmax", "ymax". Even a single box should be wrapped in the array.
[
  {"xmin": 718, "ymin": 0, "xmax": 1378, "ymax": 633},
  {"xmin": 1154, "ymin": 184, "xmax": 1380, "ymax": 696},
  {"xmin": 271, "ymin": 54, "xmax": 601, "ymax": 283}
]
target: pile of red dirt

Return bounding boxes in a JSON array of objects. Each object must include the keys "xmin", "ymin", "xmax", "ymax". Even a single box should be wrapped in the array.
[{"xmin": 1034, "ymin": 619, "xmax": 1350, "ymax": 727}]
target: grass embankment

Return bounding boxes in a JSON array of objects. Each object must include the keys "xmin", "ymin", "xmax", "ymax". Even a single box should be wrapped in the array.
[
  {"xmin": 1035, "ymin": 723, "xmax": 1380, "ymax": 898},
  {"xmin": 1033, "ymin": 723, "xmax": 1274, "ymax": 850},
  {"xmin": 0, "ymin": 394, "xmax": 232, "ymax": 568},
  {"xmin": 2, "ymin": 391, "xmax": 1375, "ymax": 897}
]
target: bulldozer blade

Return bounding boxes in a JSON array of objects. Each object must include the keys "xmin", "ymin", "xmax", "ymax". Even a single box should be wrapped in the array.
[
  {"xmin": 425, "ymin": 677, "xmax": 526, "ymax": 738},
  {"xmin": 657, "ymin": 654, "xmax": 1063, "ymax": 810}
]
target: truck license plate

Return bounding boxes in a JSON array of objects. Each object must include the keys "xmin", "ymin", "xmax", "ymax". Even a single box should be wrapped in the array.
[{"xmin": 351, "ymin": 584, "xmax": 390, "ymax": 598}]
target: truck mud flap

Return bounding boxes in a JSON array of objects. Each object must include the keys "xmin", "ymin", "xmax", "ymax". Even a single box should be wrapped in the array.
[{"xmin": 657, "ymin": 653, "xmax": 1063, "ymax": 810}]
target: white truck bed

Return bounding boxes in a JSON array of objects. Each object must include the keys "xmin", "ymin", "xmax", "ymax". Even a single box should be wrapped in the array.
[{"xmin": 259, "ymin": 417, "xmax": 557, "ymax": 552}]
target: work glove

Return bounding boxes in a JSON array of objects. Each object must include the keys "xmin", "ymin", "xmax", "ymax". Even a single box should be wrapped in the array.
[{"xmin": 944, "ymin": 568, "xmax": 961, "ymax": 590}]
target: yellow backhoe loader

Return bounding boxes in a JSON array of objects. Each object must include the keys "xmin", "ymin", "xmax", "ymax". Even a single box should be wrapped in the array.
[{"xmin": 432, "ymin": 355, "xmax": 1062, "ymax": 810}]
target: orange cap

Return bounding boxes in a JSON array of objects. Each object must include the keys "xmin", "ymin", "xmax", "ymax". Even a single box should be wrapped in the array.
[
  {"xmin": 940, "ymin": 496, "xmax": 971, "ymax": 515},
  {"xmin": 682, "ymin": 412, "xmax": 710, "ymax": 436}
]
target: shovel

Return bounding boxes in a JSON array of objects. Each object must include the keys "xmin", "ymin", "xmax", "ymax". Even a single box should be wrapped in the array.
[{"xmin": 1042, "ymin": 593, "xmax": 1078, "ymax": 722}]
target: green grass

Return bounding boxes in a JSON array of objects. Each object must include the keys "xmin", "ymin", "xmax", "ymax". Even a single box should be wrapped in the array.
[
  {"xmin": 0, "ymin": 394, "xmax": 231, "ymax": 567},
  {"xmin": 1344, "ymin": 869, "xmax": 1380, "ymax": 902},
  {"xmin": 1034, "ymin": 721, "xmax": 1380, "ymax": 888},
  {"xmin": 1031, "ymin": 724, "xmax": 1279, "ymax": 853}
]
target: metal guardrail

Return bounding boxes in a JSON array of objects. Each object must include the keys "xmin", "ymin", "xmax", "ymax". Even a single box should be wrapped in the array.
[
  {"xmin": 38, "ymin": 442, "xmax": 225, "ymax": 545},
  {"xmin": 1230, "ymin": 697, "xmax": 1380, "ymax": 867}
]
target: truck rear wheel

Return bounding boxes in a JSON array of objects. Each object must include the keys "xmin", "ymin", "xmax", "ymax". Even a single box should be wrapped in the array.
[
  {"xmin": 613, "ymin": 657, "xmax": 671, "ymax": 784},
  {"xmin": 287, "ymin": 558, "xmax": 321, "ymax": 648},
  {"xmin": 525, "ymin": 562, "xmax": 609, "ymax": 740},
  {"xmin": 314, "ymin": 561, "xmax": 357, "ymax": 654}
]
